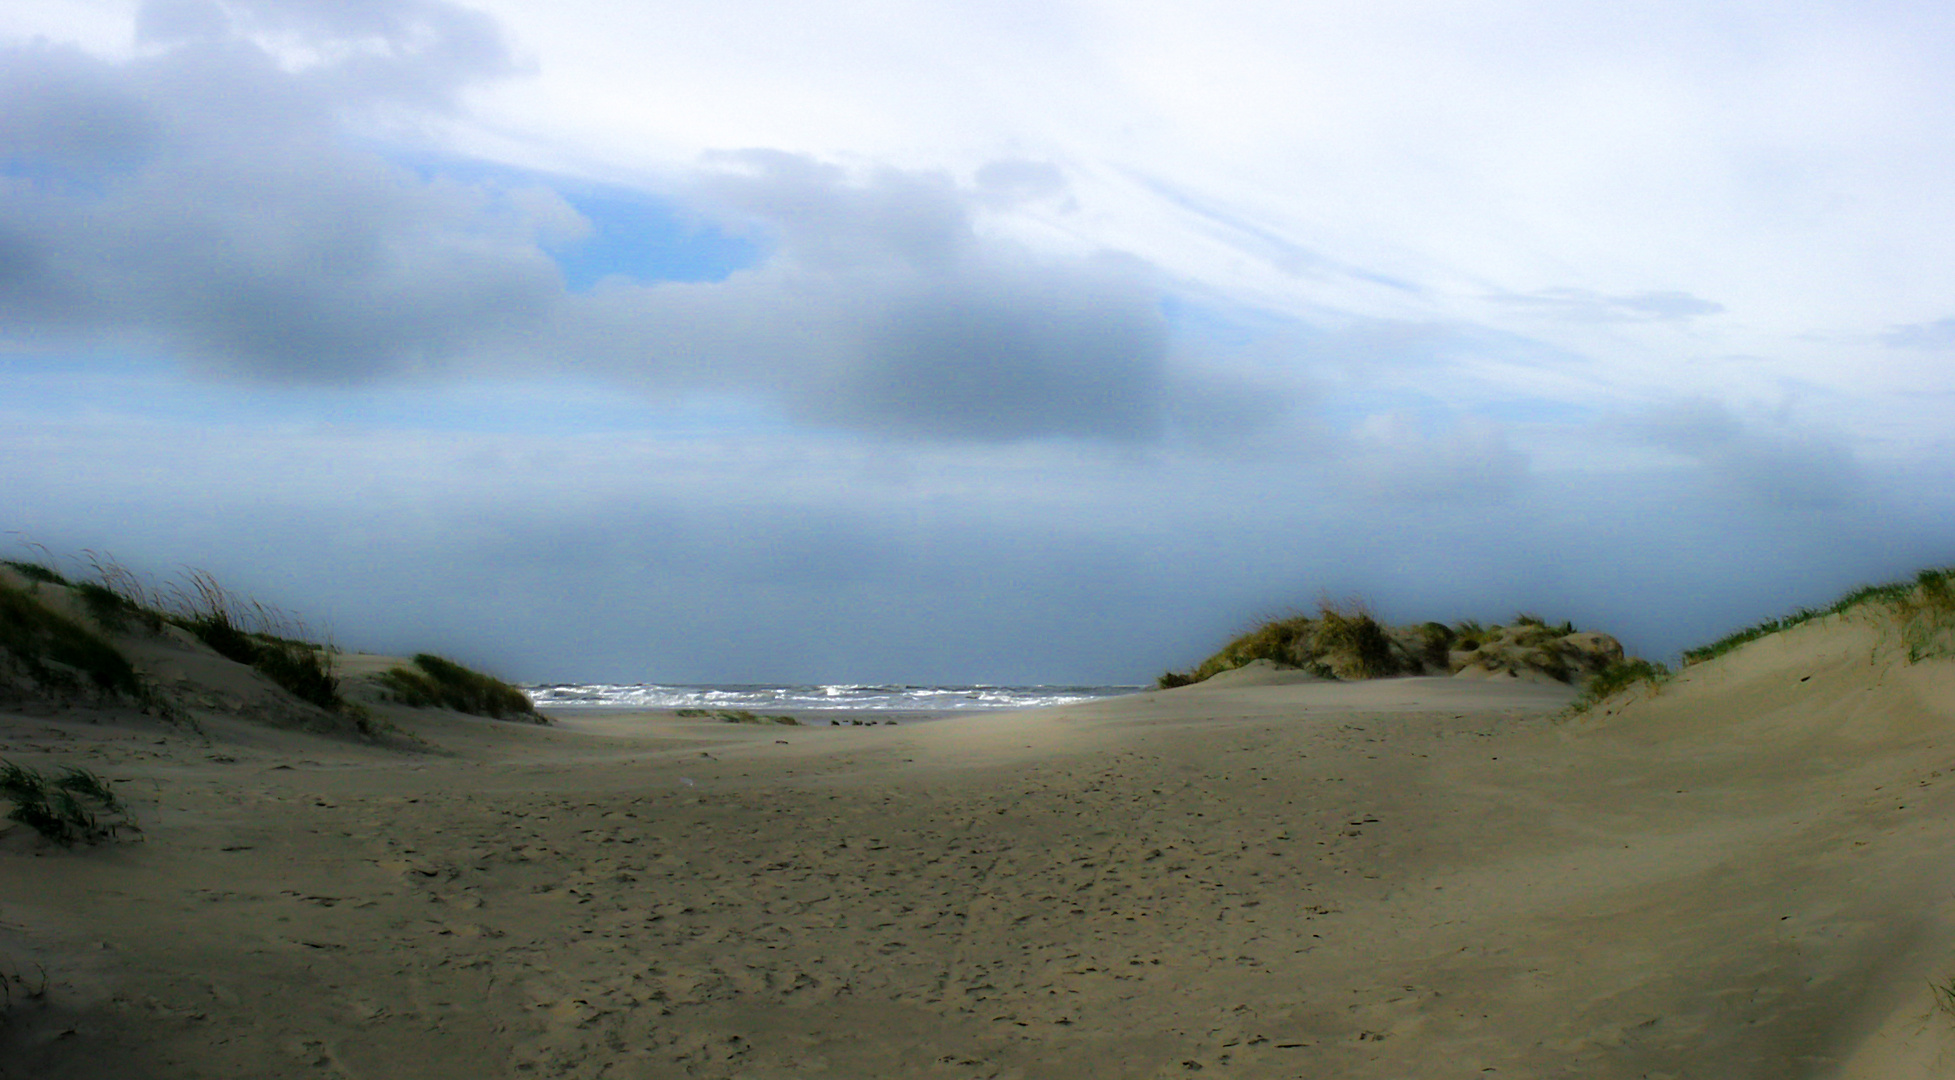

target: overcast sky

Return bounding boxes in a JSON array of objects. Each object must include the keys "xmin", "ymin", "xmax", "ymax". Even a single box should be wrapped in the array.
[{"xmin": 5, "ymin": 0, "xmax": 1954, "ymax": 685}]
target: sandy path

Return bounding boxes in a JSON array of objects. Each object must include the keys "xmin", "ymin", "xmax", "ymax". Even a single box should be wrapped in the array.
[{"xmin": 4, "ymin": 637, "xmax": 1955, "ymax": 1078}]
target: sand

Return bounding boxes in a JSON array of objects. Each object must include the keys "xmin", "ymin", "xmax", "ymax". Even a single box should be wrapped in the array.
[{"xmin": 4, "ymin": 613, "xmax": 1955, "ymax": 1078}]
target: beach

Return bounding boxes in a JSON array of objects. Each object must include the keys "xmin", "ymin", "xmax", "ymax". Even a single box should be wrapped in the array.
[{"xmin": 5, "ymin": 617, "xmax": 1955, "ymax": 1078}]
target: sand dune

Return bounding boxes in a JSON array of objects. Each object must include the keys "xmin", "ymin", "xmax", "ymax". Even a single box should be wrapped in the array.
[{"xmin": 4, "ymin": 607, "xmax": 1955, "ymax": 1078}]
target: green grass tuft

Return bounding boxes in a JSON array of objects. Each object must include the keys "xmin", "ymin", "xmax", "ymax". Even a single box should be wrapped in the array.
[
  {"xmin": 1932, "ymin": 974, "xmax": 1955, "ymax": 1018},
  {"xmin": 0, "ymin": 760, "xmax": 136, "ymax": 846},
  {"xmin": 378, "ymin": 654, "xmax": 541, "ymax": 722},
  {"xmin": 1566, "ymin": 658, "xmax": 1671, "ymax": 714}
]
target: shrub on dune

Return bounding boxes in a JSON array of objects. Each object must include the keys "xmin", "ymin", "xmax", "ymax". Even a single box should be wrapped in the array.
[{"xmin": 378, "ymin": 654, "xmax": 542, "ymax": 723}]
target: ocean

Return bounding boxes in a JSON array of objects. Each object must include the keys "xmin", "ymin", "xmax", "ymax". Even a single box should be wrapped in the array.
[{"xmin": 522, "ymin": 682, "xmax": 1142, "ymax": 716}]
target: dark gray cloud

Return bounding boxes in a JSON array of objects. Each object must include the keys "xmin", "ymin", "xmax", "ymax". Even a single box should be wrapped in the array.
[
  {"xmin": 1622, "ymin": 398, "xmax": 1864, "ymax": 509},
  {"xmin": 8, "ymin": 406, "xmax": 1948, "ymax": 683},
  {"xmin": 0, "ymin": 3, "xmax": 563, "ymax": 380},
  {"xmin": 557, "ymin": 151, "xmax": 1175, "ymax": 442},
  {"xmin": 2, "ymin": 11, "xmax": 1183, "ymax": 441},
  {"xmin": 0, "ymin": 44, "xmax": 159, "ymax": 172},
  {"xmin": 1495, "ymin": 287, "xmax": 1725, "ymax": 322}
]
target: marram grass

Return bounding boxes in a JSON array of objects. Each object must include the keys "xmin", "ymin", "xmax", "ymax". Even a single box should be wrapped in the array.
[{"xmin": 0, "ymin": 759, "xmax": 136, "ymax": 846}]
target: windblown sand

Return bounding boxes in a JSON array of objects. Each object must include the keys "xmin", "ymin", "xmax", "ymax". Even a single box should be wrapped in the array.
[{"xmin": 5, "ymin": 616, "xmax": 1955, "ymax": 1078}]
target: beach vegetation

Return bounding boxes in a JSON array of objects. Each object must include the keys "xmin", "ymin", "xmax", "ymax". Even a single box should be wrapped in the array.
[
  {"xmin": 152, "ymin": 568, "xmax": 354, "ymax": 714},
  {"xmin": 1, "ymin": 560, "xmax": 68, "ymax": 587},
  {"xmin": 1681, "ymin": 568, "xmax": 1953, "ymax": 667},
  {"xmin": 1566, "ymin": 658, "xmax": 1671, "ymax": 715},
  {"xmin": 1156, "ymin": 600, "xmax": 1402, "ymax": 687},
  {"xmin": 0, "ymin": 580, "xmax": 143, "ymax": 699},
  {"xmin": 1932, "ymin": 975, "xmax": 1955, "ymax": 1018},
  {"xmin": 1314, "ymin": 599, "xmax": 1399, "ymax": 678},
  {"xmin": 1897, "ymin": 568, "xmax": 1955, "ymax": 663},
  {"xmin": 1155, "ymin": 611, "xmax": 1315, "ymax": 688},
  {"xmin": 676, "ymin": 707, "xmax": 799, "ymax": 725},
  {"xmin": 0, "ymin": 760, "xmax": 137, "ymax": 846},
  {"xmin": 1160, "ymin": 601, "xmax": 1630, "ymax": 690},
  {"xmin": 75, "ymin": 581, "xmax": 142, "ymax": 631},
  {"xmin": 377, "ymin": 654, "xmax": 542, "ymax": 722}
]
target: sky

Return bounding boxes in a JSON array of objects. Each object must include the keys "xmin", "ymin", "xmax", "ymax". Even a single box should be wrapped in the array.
[{"xmin": 4, "ymin": 0, "xmax": 1954, "ymax": 685}]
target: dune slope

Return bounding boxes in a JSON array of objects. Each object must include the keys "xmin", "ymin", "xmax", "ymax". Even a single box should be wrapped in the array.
[{"xmin": 2, "ymin": 610, "xmax": 1954, "ymax": 1078}]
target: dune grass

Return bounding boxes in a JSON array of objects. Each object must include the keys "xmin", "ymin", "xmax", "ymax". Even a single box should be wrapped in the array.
[
  {"xmin": 1680, "ymin": 568, "xmax": 1955, "ymax": 668},
  {"xmin": 4, "ymin": 550, "xmax": 358, "ymax": 723},
  {"xmin": 0, "ymin": 759, "xmax": 136, "ymax": 846},
  {"xmin": 1565, "ymin": 566, "xmax": 1955, "ymax": 718},
  {"xmin": 0, "ymin": 580, "xmax": 143, "ymax": 699},
  {"xmin": 1565, "ymin": 658, "xmax": 1672, "ymax": 714},
  {"xmin": 1, "ymin": 560, "xmax": 68, "ymax": 587},
  {"xmin": 1897, "ymin": 568, "xmax": 1955, "ymax": 662},
  {"xmin": 1159, "ymin": 601, "xmax": 1617, "ymax": 689},
  {"xmin": 1315, "ymin": 600, "xmax": 1399, "ymax": 678},
  {"xmin": 159, "ymin": 570, "xmax": 351, "ymax": 713},
  {"xmin": 377, "ymin": 654, "xmax": 542, "ymax": 723},
  {"xmin": 686, "ymin": 708, "xmax": 799, "ymax": 726},
  {"xmin": 1156, "ymin": 599, "xmax": 1398, "ymax": 688}
]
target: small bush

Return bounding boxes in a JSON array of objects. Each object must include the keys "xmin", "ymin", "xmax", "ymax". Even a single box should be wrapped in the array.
[
  {"xmin": 0, "ymin": 760, "xmax": 135, "ymax": 845},
  {"xmin": 379, "ymin": 654, "xmax": 540, "ymax": 722},
  {"xmin": 1315, "ymin": 600, "xmax": 1398, "ymax": 679}
]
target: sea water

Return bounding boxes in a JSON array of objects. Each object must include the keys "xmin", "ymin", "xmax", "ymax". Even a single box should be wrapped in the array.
[{"xmin": 523, "ymin": 682, "xmax": 1140, "ymax": 713}]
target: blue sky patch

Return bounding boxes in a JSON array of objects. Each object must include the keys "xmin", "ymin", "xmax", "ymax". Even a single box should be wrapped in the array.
[{"xmin": 555, "ymin": 189, "xmax": 764, "ymax": 291}]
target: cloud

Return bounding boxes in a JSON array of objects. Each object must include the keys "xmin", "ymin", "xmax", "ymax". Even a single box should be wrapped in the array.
[
  {"xmin": 1622, "ymin": 398, "xmax": 1864, "ymax": 509},
  {"xmin": 1882, "ymin": 317, "xmax": 1955, "ymax": 349},
  {"xmin": 135, "ymin": 0, "xmax": 519, "ymax": 110},
  {"xmin": 1342, "ymin": 412, "xmax": 1530, "ymax": 503},
  {"xmin": 0, "ymin": 6, "xmax": 567, "ymax": 380},
  {"xmin": 554, "ymin": 151, "xmax": 1177, "ymax": 442},
  {"xmin": 1493, "ymin": 287, "xmax": 1726, "ymax": 323},
  {"xmin": 2, "ymin": 12, "xmax": 1186, "ymax": 441}
]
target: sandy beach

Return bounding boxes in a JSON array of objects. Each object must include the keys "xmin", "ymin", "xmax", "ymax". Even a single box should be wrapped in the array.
[{"xmin": 5, "ymin": 613, "xmax": 1955, "ymax": 1078}]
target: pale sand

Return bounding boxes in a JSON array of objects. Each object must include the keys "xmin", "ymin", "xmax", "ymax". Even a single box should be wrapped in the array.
[{"xmin": 4, "ymin": 615, "xmax": 1955, "ymax": 1078}]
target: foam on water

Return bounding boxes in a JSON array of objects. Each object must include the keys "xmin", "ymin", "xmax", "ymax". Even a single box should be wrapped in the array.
[{"xmin": 523, "ymin": 682, "xmax": 1140, "ymax": 712}]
